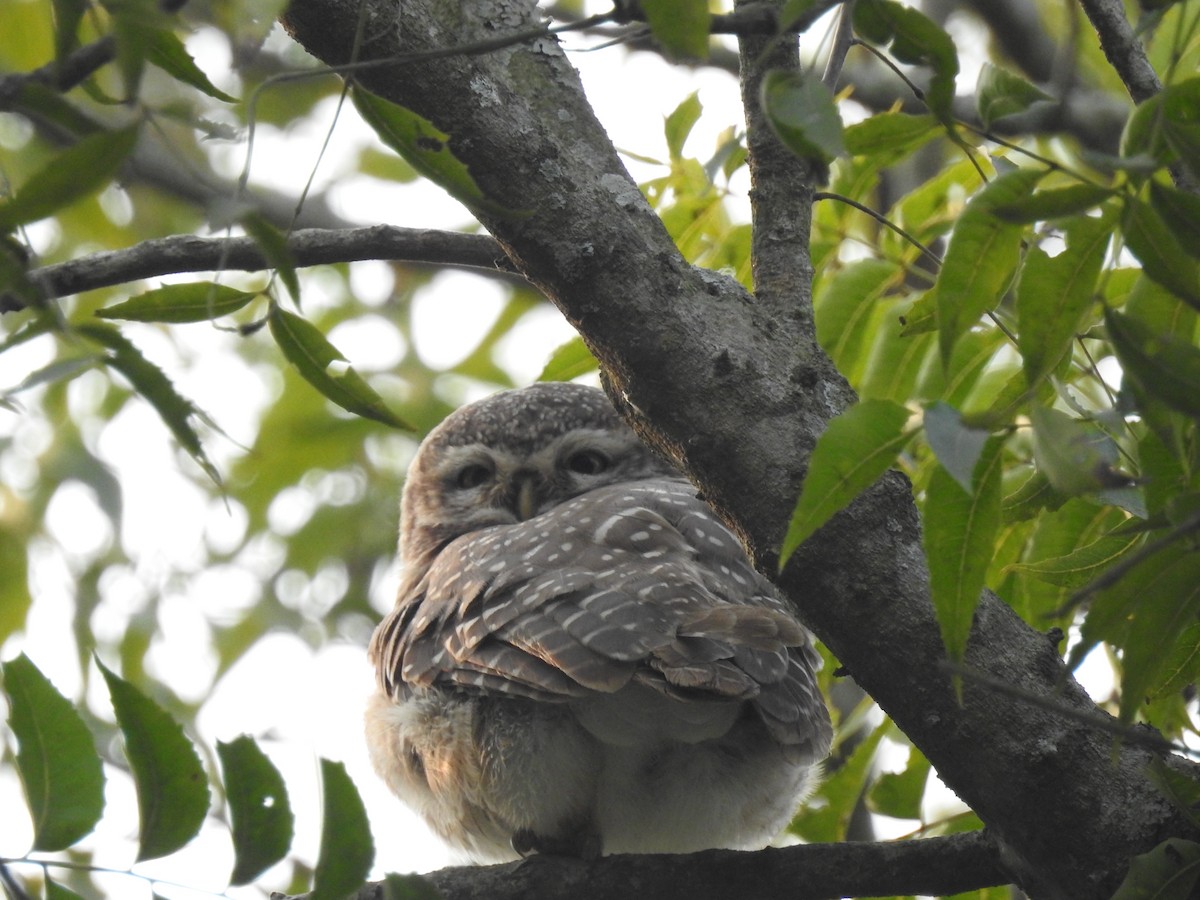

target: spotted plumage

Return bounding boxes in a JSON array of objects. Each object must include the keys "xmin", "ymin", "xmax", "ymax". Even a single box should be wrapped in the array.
[{"xmin": 367, "ymin": 383, "xmax": 832, "ymax": 861}]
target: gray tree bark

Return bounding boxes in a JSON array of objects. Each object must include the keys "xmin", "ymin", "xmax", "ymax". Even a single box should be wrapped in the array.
[{"xmin": 279, "ymin": 1, "xmax": 1200, "ymax": 897}]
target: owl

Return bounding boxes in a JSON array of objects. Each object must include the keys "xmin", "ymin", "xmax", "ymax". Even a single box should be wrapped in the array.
[{"xmin": 366, "ymin": 383, "xmax": 832, "ymax": 862}]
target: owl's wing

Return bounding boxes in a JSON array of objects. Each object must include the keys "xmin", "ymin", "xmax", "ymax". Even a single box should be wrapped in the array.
[{"xmin": 372, "ymin": 479, "xmax": 830, "ymax": 754}]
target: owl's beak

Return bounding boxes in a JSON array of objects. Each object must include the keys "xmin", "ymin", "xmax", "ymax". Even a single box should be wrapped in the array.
[{"xmin": 511, "ymin": 473, "xmax": 540, "ymax": 521}]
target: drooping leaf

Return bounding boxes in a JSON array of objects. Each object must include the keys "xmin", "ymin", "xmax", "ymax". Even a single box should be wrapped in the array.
[
  {"xmin": 268, "ymin": 305, "xmax": 411, "ymax": 429},
  {"xmin": 2, "ymin": 655, "xmax": 106, "ymax": 851},
  {"xmin": 1108, "ymin": 838, "xmax": 1200, "ymax": 900},
  {"xmin": 76, "ymin": 323, "xmax": 221, "ymax": 484},
  {"xmin": 1106, "ymin": 308, "xmax": 1200, "ymax": 417},
  {"xmin": 97, "ymin": 659, "xmax": 210, "ymax": 861},
  {"xmin": 0, "ymin": 125, "xmax": 140, "ymax": 232},
  {"xmin": 780, "ymin": 399, "xmax": 914, "ymax": 568},
  {"xmin": 146, "ymin": 28, "xmax": 237, "ymax": 102},
  {"xmin": 923, "ymin": 401, "xmax": 991, "ymax": 494},
  {"xmin": 641, "ymin": 0, "xmax": 710, "ymax": 59},
  {"xmin": 311, "ymin": 759, "xmax": 374, "ymax": 900},
  {"xmin": 241, "ymin": 213, "xmax": 300, "ymax": 305},
  {"xmin": 665, "ymin": 92, "xmax": 703, "ymax": 160},
  {"xmin": 1149, "ymin": 181, "xmax": 1200, "ymax": 259},
  {"xmin": 760, "ymin": 69, "xmax": 846, "ymax": 171},
  {"xmin": 976, "ymin": 63, "xmax": 1052, "ymax": 128},
  {"xmin": 991, "ymin": 185, "xmax": 1115, "ymax": 225},
  {"xmin": 936, "ymin": 167, "xmax": 1043, "ymax": 367},
  {"xmin": 352, "ymin": 87, "xmax": 509, "ymax": 215},
  {"xmin": 538, "ymin": 335, "xmax": 599, "ymax": 382},
  {"xmin": 1122, "ymin": 197, "xmax": 1200, "ymax": 309},
  {"xmin": 218, "ymin": 735, "xmax": 294, "ymax": 885},
  {"xmin": 852, "ymin": 0, "xmax": 959, "ymax": 122},
  {"xmin": 96, "ymin": 283, "xmax": 259, "ymax": 323},
  {"xmin": 1017, "ymin": 211, "xmax": 1112, "ymax": 386}
]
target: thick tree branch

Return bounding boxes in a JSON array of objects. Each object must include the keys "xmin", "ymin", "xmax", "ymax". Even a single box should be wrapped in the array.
[
  {"xmin": 1076, "ymin": 0, "xmax": 1162, "ymax": 103},
  {"xmin": 281, "ymin": 831, "xmax": 1008, "ymax": 900},
  {"xmin": 4, "ymin": 226, "xmax": 516, "ymax": 311},
  {"xmin": 279, "ymin": 1, "xmax": 1200, "ymax": 897},
  {"xmin": 0, "ymin": 36, "xmax": 117, "ymax": 107}
]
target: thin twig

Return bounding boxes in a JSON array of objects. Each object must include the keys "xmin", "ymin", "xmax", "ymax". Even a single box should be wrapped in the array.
[{"xmin": 814, "ymin": 191, "xmax": 942, "ymax": 271}]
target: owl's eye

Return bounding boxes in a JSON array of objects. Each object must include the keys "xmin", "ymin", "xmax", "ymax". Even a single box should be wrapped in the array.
[
  {"xmin": 454, "ymin": 463, "xmax": 493, "ymax": 489},
  {"xmin": 565, "ymin": 449, "xmax": 609, "ymax": 475}
]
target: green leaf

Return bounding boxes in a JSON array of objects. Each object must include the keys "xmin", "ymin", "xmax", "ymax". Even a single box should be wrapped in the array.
[
  {"xmin": 937, "ymin": 167, "xmax": 1043, "ymax": 367},
  {"xmin": 1106, "ymin": 308, "xmax": 1200, "ymax": 417},
  {"xmin": 760, "ymin": 70, "xmax": 845, "ymax": 171},
  {"xmin": 1161, "ymin": 79, "xmax": 1200, "ymax": 180},
  {"xmin": 51, "ymin": 0, "xmax": 88, "ymax": 62},
  {"xmin": 97, "ymin": 659, "xmax": 210, "ymax": 861},
  {"xmin": 1002, "ymin": 471, "xmax": 1067, "ymax": 523},
  {"xmin": 311, "ymin": 759, "xmax": 374, "ymax": 900},
  {"xmin": 852, "ymin": 0, "xmax": 959, "ymax": 122},
  {"xmin": 780, "ymin": 399, "xmax": 914, "ymax": 567},
  {"xmin": 976, "ymin": 62, "xmax": 1052, "ymax": 128},
  {"xmin": 537, "ymin": 335, "xmax": 599, "ymax": 382},
  {"xmin": 96, "ymin": 283, "xmax": 259, "ymax": 323},
  {"xmin": 0, "ymin": 524, "xmax": 31, "ymax": 643},
  {"xmin": 1150, "ymin": 181, "xmax": 1200, "ymax": 259},
  {"xmin": 641, "ymin": 0, "xmax": 709, "ymax": 59},
  {"xmin": 1008, "ymin": 531, "xmax": 1145, "ymax": 589},
  {"xmin": 146, "ymin": 28, "xmax": 237, "ymax": 102},
  {"xmin": 1109, "ymin": 838, "xmax": 1200, "ymax": 900},
  {"xmin": 789, "ymin": 722, "xmax": 887, "ymax": 842},
  {"xmin": 1122, "ymin": 197, "xmax": 1200, "ymax": 309},
  {"xmin": 241, "ymin": 213, "xmax": 300, "ymax": 305},
  {"xmin": 105, "ymin": 0, "xmax": 164, "ymax": 99},
  {"xmin": 991, "ymin": 184, "xmax": 1115, "ymax": 224},
  {"xmin": 45, "ymin": 876, "xmax": 87, "ymax": 900},
  {"xmin": 924, "ymin": 436, "xmax": 1004, "ymax": 664},
  {"xmin": 665, "ymin": 93, "xmax": 702, "ymax": 160},
  {"xmin": 218, "ymin": 736, "xmax": 294, "ymax": 885},
  {"xmin": 843, "ymin": 112, "xmax": 938, "ymax": 158},
  {"xmin": 923, "ymin": 401, "xmax": 991, "ymax": 493},
  {"xmin": 868, "ymin": 746, "xmax": 930, "ymax": 820},
  {"xmin": 1148, "ymin": 758, "xmax": 1200, "ymax": 831},
  {"xmin": 352, "ymin": 87, "xmax": 508, "ymax": 216},
  {"xmin": 1017, "ymin": 211, "xmax": 1112, "ymax": 385},
  {"xmin": 1031, "ymin": 406, "xmax": 1126, "ymax": 497},
  {"xmin": 814, "ymin": 258, "xmax": 896, "ymax": 377},
  {"xmin": 268, "ymin": 305, "xmax": 411, "ymax": 430},
  {"xmin": 0, "ymin": 125, "xmax": 140, "ymax": 232},
  {"xmin": 2, "ymin": 655, "xmax": 105, "ymax": 851},
  {"xmin": 76, "ymin": 323, "xmax": 221, "ymax": 484}
]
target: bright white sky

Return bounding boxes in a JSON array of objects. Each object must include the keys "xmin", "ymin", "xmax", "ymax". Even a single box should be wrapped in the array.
[{"xmin": 0, "ymin": 5, "xmax": 1118, "ymax": 898}]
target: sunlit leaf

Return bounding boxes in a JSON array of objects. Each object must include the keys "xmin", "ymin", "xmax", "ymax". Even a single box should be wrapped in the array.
[
  {"xmin": 1122, "ymin": 197, "xmax": 1200, "ymax": 309},
  {"xmin": 937, "ymin": 167, "xmax": 1043, "ymax": 367},
  {"xmin": 0, "ymin": 524, "xmax": 31, "ymax": 643},
  {"xmin": 852, "ymin": 0, "xmax": 959, "ymax": 122},
  {"xmin": 146, "ymin": 28, "xmax": 237, "ymax": 102},
  {"xmin": 843, "ymin": 112, "xmax": 938, "ymax": 158},
  {"xmin": 923, "ymin": 401, "xmax": 990, "ymax": 493},
  {"xmin": 814, "ymin": 258, "xmax": 896, "ymax": 376},
  {"xmin": 218, "ymin": 736, "xmax": 294, "ymax": 885},
  {"xmin": 0, "ymin": 125, "xmax": 139, "ymax": 232},
  {"xmin": 641, "ymin": 0, "xmax": 709, "ymax": 59},
  {"xmin": 1107, "ymin": 308, "xmax": 1200, "ymax": 417},
  {"xmin": 924, "ymin": 436, "xmax": 1004, "ymax": 665},
  {"xmin": 97, "ymin": 283, "xmax": 259, "ymax": 323},
  {"xmin": 760, "ymin": 70, "xmax": 845, "ymax": 171},
  {"xmin": 311, "ymin": 759, "xmax": 373, "ymax": 900},
  {"xmin": 976, "ymin": 62, "xmax": 1052, "ymax": 128},
  {"xmin": 665, "ymin": 92, "xmax": 702, "ymax": 160},
  {"xmin": 98, "ymin": 659, "xmax": 209, "ymax": 861},
  {"xmin": 268, "ymin": 305, "xmax": 411, "ymax": 430},
  {"xmin": 2, "ymin": 655, "xmax": 105, "ymax": 851},
  {"xmin": 780, "ymin": 399, "xmax": 914, "ymax": 568},
  {"xmin": 538, "ymin": 335, "xmax": 598, "ymax": 382}
]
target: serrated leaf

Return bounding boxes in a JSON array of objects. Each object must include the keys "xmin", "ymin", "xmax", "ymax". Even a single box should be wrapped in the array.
[
  {"xmin": 2, "ymin": 655, "xmax": 105, "ymax": 851},
  {"xmin": 780, "ymin": 399, "xmax": 914, "ymax": 568},
  {"xmin": 976, "ymin": 63, "xmax": 1052, "ymax": 128},
  {"xmin": 97, "ymin": 659, "xmax": 209, "ymax": 861},
  {"xmin": 1122, "ymin": 197, "xmax": 1200, "ymax": 309},
  {"xmin": 311, "ymin": 759, "xmax": 374, "ymax": 900},
  {"xmin": 991, "ymin": 184, "xmax": 1115, "ymax": 224},
  {"xmin": 923, "ymin": 401, "xmax": 991, "ymax": 493},
  {"xmin": 352, "ymin": 87, "xmax": 507, "ymax": 216},
  {"xmin": 924, "ymin": 436, "xmax": 1004, "ymax": 664},
  {"xmin": 937, "ymin": 167, "xmax": 1043, "ymax": 367},
  {"xmin": 0, "ymin": 125, "xmax": 139, "ymax": 232},
  {"xmin": 97, "ymin": 283, "xmax": 258, "ymax": 323},
  {"xmin": 1107, "ymin": 308, "xmax": 1200, "ymax": 417},
  {"xmin": 241, "ymin": 213, "xmax": 299, "ymax": 305},
  {"xmin": 843, "ymin": 112, "xmax": 938, "ymax": 158},
  {"xmin": 760, "ymin": 70, "xmax": 845, "ymax": 170},
  {"xmin": 641, "ymin": 0, "xmax": 709, "ymax": 59},
  {"xmin": 76, "ymin": 323, "xmax": 221, "ymax": 484},
  {"xmin": 268, "ymin": 305, "xmax": 410, "ymax": 430},
  {"xmin": 1008, "ymin": 531, "xmax": 1145, "ymax": 588},
  {"xmin": 665, "ymin": 92, "xmax": 702, "ymax": 160},
  {"xmin": 1109, "ymin": 838, "xmax": 1200, "ymax": 900},
  {"xmin": 1017, "ymin": 212, "xmax": 1112, "ymax": 385},
  {"xmin": 537, "ymin": 335, "xmax": 598, "ymax": 382},
  {"xmin": 852, "ymin": 0, "xmax": 959, "ymax": 122},
  {"xmin": 868, "ymin": 746, "xmax": 930, "ymax": 820},
  {"xmin": 145, "ymin": 28, "xmax": 236, "ymax": 102},
  {"xmin": 218, "ymin": 736, "xmax": 294, "ymax": 885}
]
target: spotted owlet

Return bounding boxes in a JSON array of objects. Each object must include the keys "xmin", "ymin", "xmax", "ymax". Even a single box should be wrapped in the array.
[{"xmin": 366, "ymin": 383, "xmax": 832, "ymax": 862}]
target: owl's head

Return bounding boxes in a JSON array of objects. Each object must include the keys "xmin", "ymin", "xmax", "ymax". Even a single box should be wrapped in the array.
[{"xmin": 399, "ymin": 383, "xmax": 676, "ymax": 566}]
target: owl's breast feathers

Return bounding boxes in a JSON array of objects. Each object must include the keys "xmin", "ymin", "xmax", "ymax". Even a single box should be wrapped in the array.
[{"xmin": 371, "ymin": 479, "xmax": 831, "ymax": 758}]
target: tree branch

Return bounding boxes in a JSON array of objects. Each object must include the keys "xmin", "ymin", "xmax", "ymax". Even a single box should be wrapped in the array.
[
  {"xmin": 280, "ymin": 831, "xmax": 1009, "ymax": 900},
  {"xmin": 1075, "ymin": 0, "xmax": 1162, "ymax": 104},
  {"xmin": 4, "ymin": 226, "xmax": 517, "ymax": 311},
  {"xmin": 0, "ymin": 36, "xmax": 117, "ymax": 108}
]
